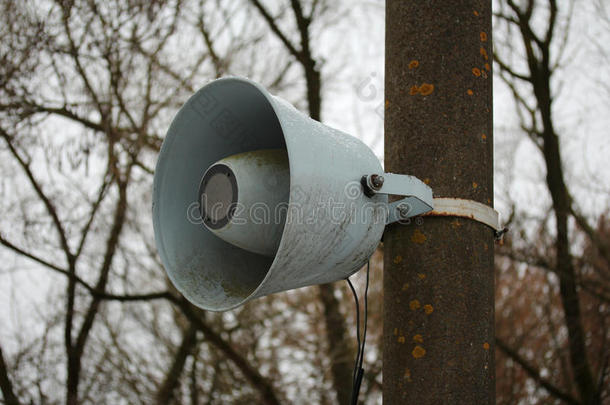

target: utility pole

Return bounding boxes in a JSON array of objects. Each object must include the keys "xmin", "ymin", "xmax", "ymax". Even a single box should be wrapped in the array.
[{"xmin": 383, "ymin": 1, "xmax": 494, "ymax": 403}]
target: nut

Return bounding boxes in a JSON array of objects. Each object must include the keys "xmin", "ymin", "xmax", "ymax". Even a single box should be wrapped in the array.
[
  {"xmin": 370, "ymin": 174, "xmax": 384, "ymax": 190},
  {"xmin": 397, "ymin": 203, "xmax": 411, "ymax": 219}
]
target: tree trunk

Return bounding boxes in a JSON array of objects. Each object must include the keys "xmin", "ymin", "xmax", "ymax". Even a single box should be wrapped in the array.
[
  {"xmin": 0, "ymin": 346, "xmax": 21, "ymax": 405},
  {"xmin": 156, "ymin": 324, "xmax": 198, "ymax": 405},
  {"xmin": 535, "ymin": 56, "xmax": 598, "ymax": 405},
  {"xmin": 383, "ymin": 1, "xmax": 495, "ymax": 403}
]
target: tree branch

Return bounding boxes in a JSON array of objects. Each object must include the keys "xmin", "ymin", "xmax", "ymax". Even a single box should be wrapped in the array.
[
  {"xmin": 173, "ymin": 298, "xmax": 281, "ymax": 405},
  {"xmin": 73, "ymin": 179, "xmax": 128, "ymax": 363},
  {"xmin": 75, "ymin": 176, "xmax": 112, "ymax": 258},
  {"xmin": 568, "ymin": 201, "xmax": 610, "ymax": 265},
  {"xmin": 0, "ymin": 234, "xmax": 88, "ymax": 289},
  {"xmin": 496, "ymin": 338, "xmax": 580, "ymax": 405},
  {"xmin": 67, "ymin": 168, "xmax": 130, "ymax": 404},
  {"xmin": 156, "ymin": 324, "xmax": 198, "ymax": 405},
  {"xmin": 249, "ymin": 0, "xmax": 302, "ymax": 60},
  {"xmin": 0, "ymin": 128, "xmax": 73, "ymax": 262},
  {"xmin": 493, "ymin": 51, "xmax": 531, "ymax": 82}
]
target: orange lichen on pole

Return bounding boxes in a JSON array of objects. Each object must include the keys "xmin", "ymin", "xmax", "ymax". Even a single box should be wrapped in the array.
[
  {"xmin": 412, "ymin": 345, "xmax": 426, "ymax": 359},
  {"xmin": 411, "ymin": 229, "xmax": 427, "ymax": 243},
  {"xmin": 409, "ymin": 60, "xmax": 419, "ymax": 69},
  {"xmin": 472, "ymin": 67, "xmax": 481, "ymax": 77},
  {"xmin": 409, "ymin": 299, "xmax": 421, "ymax": 310},
  {"xmin": 410, "ymin": 83, "xmax": 434, "ymax": 96},
  {"xmin": 419, "ymin": 83, "xmax": 434, "ymax": 95}
]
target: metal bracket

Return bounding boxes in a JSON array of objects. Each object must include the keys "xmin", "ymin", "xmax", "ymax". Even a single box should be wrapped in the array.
[
  {"xmin": 362, "ymin": 173, "xmax": 434, "ymax": 224},
  {"xmin": 362, "ymin": 174, "xmax": 504, "ymax": 240},
  {"xmin": 423, "ymin": 197, "xmax": 507, "ymax": 240}
]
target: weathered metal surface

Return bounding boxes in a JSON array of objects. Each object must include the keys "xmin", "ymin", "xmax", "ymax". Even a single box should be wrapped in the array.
[
  {"xmin": 361, "ymin": 173, "xmax": 434, "ymax": 224},
  {"xmin": 153, "ymin": 77, "xmax": 387, "ymax": 311},
  {"xmin": 385, "ymin": 197, "xmax": 434, "ymax": 224},
  {"xmin": 384, "ymin": 0, "xmax": 494, "ymax": 403},
  {"xmin": 423, "ymin": 197, "xmax": 501, "ymax": 232},
  {"xmin": 367, "ymin": 173, "xmax": 433, "ymax": 202}
]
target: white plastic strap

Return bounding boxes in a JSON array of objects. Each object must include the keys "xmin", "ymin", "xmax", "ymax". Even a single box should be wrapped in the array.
[{"xmin": 423, "ymin": 197, "xmax": 505, "ymax": 238}]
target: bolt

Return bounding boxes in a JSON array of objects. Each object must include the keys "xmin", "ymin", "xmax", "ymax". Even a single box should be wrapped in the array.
[
  {"xmin": 370, "ymin": 174, "xmax": 384, "ymax": 190},
  {"xmin": 397, "ymin": 203, "xmax": 411, "ymax": 219}
]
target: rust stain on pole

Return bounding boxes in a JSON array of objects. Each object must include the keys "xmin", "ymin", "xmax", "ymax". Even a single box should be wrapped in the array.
[{"xmin": 384, "ymin": 0, "xmax": 494, "ymax": 403}]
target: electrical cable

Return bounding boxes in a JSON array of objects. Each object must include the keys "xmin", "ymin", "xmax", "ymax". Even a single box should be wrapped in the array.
[
  {"xmin": 346, "ymin": 276, "xmax": 360, "ymax": 387},
  {"xmin": 347, "ymin": 260, "xmax": 370, "ymax": 405}
]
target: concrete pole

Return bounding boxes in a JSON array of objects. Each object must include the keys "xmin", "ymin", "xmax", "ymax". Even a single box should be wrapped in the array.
[{"xmin": 383, "ymin": 1, "xmax": 494, "ymax": 403}]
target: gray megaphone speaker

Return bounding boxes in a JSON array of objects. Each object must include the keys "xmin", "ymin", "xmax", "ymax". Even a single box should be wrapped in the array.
[{"xmin": 153, "ymin": 77, "xmax": 433, "ymax": 311}]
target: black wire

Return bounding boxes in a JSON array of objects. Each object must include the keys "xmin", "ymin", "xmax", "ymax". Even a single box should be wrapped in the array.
[
  {"xmin": 360, "ymin": 261, "xmax": 370, "ymax": 372},
  {"xmin": 347, "ymin": 260, "xmax": 370, "ymax": 405},
  {"xmin": 346, "ymin": 276, "xmax": 361, "ymax": 386}
]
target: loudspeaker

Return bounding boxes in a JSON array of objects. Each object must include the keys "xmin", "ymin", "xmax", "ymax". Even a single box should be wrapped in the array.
[{"xmin": 153, "ymin": 77, "xmax": 388, "ymax": 311}]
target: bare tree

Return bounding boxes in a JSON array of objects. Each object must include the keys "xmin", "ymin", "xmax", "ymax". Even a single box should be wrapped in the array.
[
  {"xmin": 0, "ymin": 0, "xmax": 372, "ymax": 404},
  {"xmin": 0, "ymin": 0, "xmax": 284, "ymax": 403},
  {"xmin": 494, "ymin": 0, "xmax": 609, "ymax": 403}
]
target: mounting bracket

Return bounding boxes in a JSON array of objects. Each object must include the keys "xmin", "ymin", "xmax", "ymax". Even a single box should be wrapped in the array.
[
  {"xmin": 362, "ymin": 173, "xmax": 505, "ymax": 239},
  {"xmin": 361, "ymin": 173, "xmax": 434, "ymax": 224}
]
